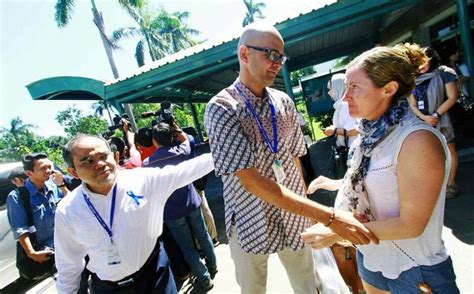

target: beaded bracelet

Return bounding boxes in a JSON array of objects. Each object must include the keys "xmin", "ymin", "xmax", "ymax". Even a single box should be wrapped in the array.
[{"xmin": 324, "ymin": 208, "xmax": 335, "ymax": 227}]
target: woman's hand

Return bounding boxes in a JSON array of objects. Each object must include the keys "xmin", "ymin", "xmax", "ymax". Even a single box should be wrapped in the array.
[
  {"xmin": 330, "ymin": 210, "xmax": 379, "ymax": 245},
  {"xmin": 323, "ymin": 126, "xmax": 336, "ymax": 137},
  {"xmin": 422, "ymin": 114, "xmax": 438, "ymax": 127},
  {"xmin": 300, "ymin": 223, "xmax": 341, "ymax": 249},
  {"xmin": 307, "ymin": 176, "xmax": 343, "ymax": 193}
]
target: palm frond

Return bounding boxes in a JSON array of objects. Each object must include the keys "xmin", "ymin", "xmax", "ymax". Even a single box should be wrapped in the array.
[
  {"xmin": 54, "ymin": 0, "xmax": 75, "ymax": 27},
  {"xmin": 122, "ymin": 4, "xmax": 142, "ymax": 24},
  {"xmin": 117, "ymin": 0, "xmax": 146, "ymax": 9},
  {"xmin": 111, "ymin": 27, "xmax": 140, "ymax": 43},
  {"xmin": 135, "ymin": 39, "xmax": 146, "ymax": 66}
]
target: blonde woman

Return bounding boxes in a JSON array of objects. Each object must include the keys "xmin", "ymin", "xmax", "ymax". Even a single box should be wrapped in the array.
[{"xmin": 303, "ymin": 44, "xmax": 459, "ymax": 293}]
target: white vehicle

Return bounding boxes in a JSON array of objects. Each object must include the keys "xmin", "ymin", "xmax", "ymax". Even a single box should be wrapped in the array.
[{"xmin": 0, "ymin": 162, "xmax": 22, "ymax": 290}]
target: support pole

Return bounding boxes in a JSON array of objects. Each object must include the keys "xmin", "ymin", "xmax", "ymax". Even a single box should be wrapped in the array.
[
  {"xmin": 189, "ymin": 102, "xmax": 204, "ymax": 143},
  {"xmin": 281, "ymin": 63, "xmax": 295, "ymax": 101},
  {"xmin": 457, "ymin": 0, "xmax": 474, "ymax": 97},
  {"xmin": 123, "ymin": 103, "xmax": 138, "ymax": 132}
]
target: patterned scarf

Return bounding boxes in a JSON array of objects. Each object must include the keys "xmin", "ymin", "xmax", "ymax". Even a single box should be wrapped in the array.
[{"xmin": 336, "ymin": 99, "xmax": 410, "ymax": 221}]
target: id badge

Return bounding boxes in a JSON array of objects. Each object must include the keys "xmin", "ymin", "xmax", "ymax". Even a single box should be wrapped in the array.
[
  {"xmin": 272, "ymin": 159, "xmax": 286, "ymax": 183},
  {"xmin": 107, "ymin": 239, "xmax": 121, "ymax": 265},
  {"xmin": 417, "ymin": 100, "xmax": 425, "ymax": 110}
]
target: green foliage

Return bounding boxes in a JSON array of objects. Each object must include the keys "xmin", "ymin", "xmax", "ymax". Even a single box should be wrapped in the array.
[
  {"xmin": 0, "ymin": 117, "xmax": 68, "ymax": 168},
  {"xmin": 242, "ymin": 0, "xmax": 266, "ymax": 26},
  {"xmin": 333, "ymin": 53, "xmax": 357, "ymax": 69},
  {"xmin": 294, "ymin": 97, "xmax": 332, "ymax": 141},
  {"xmin": 313, "ymin": 113, "xmax": 333, "ymax": 129},
  {"xmin": 112, "ymin": 5, "xmax": 200, "ymax": 66},
  {"xmin": 56, "ymin": 106, "xmax": 108, "ymax": 138},
  {"xmin": 130, "ymin": 103, "xmax": 205, "ymax": 133},
  {"xmin": 290, "ymin": 66, "xmax": 317, "ymax": 87}
]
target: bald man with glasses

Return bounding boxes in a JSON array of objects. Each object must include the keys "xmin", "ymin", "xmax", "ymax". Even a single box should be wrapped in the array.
[{"xmin": 204, "ymin": 23, "xmax": 377, "ymax": 293}]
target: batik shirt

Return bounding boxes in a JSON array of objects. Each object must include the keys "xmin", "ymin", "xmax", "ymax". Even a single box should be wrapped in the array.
[{"xmin": 204, "ymin": 79, "xmax": 310, "ymax": 254}]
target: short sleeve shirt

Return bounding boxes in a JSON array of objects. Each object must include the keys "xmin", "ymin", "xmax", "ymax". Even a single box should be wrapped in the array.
[
  {"xmin": 6, "ymin": 179, "xmax": 62, "ymax": 248},
  {"xmin": 204, "ymin": 79, "xmax": 310, "ymax": 254}
]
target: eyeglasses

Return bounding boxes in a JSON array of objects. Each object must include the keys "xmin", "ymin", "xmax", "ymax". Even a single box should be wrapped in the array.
[{"xmin": 246, "ymin": 45, "xmax": 289, "ymax": 64}]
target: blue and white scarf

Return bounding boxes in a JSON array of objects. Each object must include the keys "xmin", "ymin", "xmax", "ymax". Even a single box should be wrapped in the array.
[{"xmin": 337, "ymin": 99, "xmax": 410, "ymax": 221}]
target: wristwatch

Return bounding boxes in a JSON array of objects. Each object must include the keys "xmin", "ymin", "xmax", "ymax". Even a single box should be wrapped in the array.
[{"xmin": 432, "ymin": 111, "xmax": 441, "ymax": 119}]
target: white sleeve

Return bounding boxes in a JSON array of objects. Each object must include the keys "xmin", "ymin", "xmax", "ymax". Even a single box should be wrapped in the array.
[
  {"xmin": 148, "ymin": 153, "xmax": 214, "ymax": 199},
  {"xmin": 340, "ymin": 104, "xmax": 357, "ymax": 130},
  {"xmin": 55, "ymin": 205, "xmax": 87, "ymax": 294}
]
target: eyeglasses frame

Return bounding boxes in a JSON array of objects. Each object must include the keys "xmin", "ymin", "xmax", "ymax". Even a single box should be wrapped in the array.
[{"xmin": 245, "ymin": 45, "xmax": 289, "ymax": 64}]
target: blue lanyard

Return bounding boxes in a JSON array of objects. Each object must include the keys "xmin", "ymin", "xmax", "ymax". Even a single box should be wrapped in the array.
[
  {"xmin": 83, "ymin": 185, "xmax": 117, "ymax": 242},
  {"xmin": 235, "ymin": 84, "xmax": 278, "ymax": 154}
]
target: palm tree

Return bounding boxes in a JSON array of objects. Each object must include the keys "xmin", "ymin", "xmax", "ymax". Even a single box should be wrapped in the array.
[
  {"xmin": 0, "ymin": 117, "xmax": 35, "ymax": 142},
  {"xmin": 92, "ymin": 100, "xmax": 114, "ymax": 124},
  {"xmin": 242, "ymin": 0, "xmax": 266, "ymax": 26},
  {"xmin": 157, "ymin": 10, "xmax": 199, "ymax": 54},
  {"xmin": 111, "ymin": 6, "xmax": 199, "ymax": 66},
  {"xmin": 54, "ymin": 0, "xmax": 141, "ymax": 130}
]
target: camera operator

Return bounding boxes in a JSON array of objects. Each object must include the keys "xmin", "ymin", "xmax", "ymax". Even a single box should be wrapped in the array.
[
  {"xmin": 142, "ymin": 103, "xmax": 219, "ymax": 245},
  {"xmin": 108, "ymin": 118, "xmax": 142, "ymax": 169},
  {"xmin": 143, "ymin": 121, "xmax": 217, "ymax": 291}
]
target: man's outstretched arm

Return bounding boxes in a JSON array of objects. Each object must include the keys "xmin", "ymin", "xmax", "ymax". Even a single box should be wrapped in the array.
[{"xmin": 236, "ymin": 168, "xmax": 379, "ymax": 245}]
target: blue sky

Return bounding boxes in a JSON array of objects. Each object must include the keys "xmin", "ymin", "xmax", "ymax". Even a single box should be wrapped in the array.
[{"xmin": 1, "ymin": 0, "xmax": 334, "ymax": 137}]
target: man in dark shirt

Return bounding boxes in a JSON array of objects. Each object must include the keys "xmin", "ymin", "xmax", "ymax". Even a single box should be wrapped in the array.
[{"xmin": 144, "ymin": 122, "xmax": 217, "ymax": 292}]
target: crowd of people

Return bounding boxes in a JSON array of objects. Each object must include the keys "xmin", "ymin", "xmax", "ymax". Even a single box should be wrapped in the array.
[{"xmin": 5, "ymin": 22, "xmax": 469, "ymax": 294}]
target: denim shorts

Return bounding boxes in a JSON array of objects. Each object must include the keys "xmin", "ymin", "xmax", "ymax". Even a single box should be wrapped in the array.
[{"xmin": 356, "ymin": 250, "xmax": 459, "ymax": 293}]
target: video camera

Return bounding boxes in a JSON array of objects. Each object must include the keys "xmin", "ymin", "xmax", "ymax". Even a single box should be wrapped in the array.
[
  {"xmin": 140, "ymin": 102, "xmax": 175, "ymax": 126},
  {"xmin": 101, "ymin": 114, "xmax": 130, "ymax": 140}
]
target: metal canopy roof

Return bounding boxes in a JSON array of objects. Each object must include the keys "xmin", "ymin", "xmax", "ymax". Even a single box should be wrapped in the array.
[{"xmin": 27, "ymin": 0, "xmax": 452, "ymax": 105}]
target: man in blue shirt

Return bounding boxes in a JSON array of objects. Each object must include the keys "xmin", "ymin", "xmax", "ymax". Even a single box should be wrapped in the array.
[
  {"xmin": 144, "ymin": 122, "xmax": 217, "ymax": 292},
  {"xmin": 6, "ymin": 153, "xmax": 66, "ymax": 275}
]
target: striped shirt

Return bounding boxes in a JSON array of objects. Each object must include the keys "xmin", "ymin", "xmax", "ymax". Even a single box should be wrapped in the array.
[{"xmin": 204, "ymin": 79, "xmax": 310, "ymax": 254}]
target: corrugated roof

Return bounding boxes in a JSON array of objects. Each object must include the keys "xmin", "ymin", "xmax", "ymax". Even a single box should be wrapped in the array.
[{"xmin": 28, "ymin": 0, "xmax": 458, "ymax": 104}]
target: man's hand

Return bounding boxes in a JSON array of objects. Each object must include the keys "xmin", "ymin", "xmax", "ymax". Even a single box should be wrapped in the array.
[
  {"xmin": 329, "ymin": 210, "xmax": 379, "ymax": 245},
  {"xmin": 28, "ymin": 248, "xmax": 54, "ymax": 263},
  {"xmin": 121, "ymin": 118, "xmax": 131, "ymax": 132},
  {"xmin": 301, "ymin": 223, "xmax": 341, "ymax": 249},
  {"xmin": 307, "ymin": 176, "xmax": 343, "ymax": 193},
  {"xmin": 51, "ymin": 171, "xmax": 65, "ymax": 186}
]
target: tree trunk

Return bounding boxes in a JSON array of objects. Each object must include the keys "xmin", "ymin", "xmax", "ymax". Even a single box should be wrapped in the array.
[{"xmin": 90, "ymin": 0, "xmax": 137, "ymax": 131}]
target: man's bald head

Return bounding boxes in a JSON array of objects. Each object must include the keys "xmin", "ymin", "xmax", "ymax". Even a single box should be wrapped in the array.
[{"xmin": 237, "ymin": 22, "xmax": 284, "ymax": 50}]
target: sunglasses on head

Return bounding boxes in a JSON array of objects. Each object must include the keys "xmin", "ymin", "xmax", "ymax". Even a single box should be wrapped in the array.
[{"xmin": 246, "ymin": 45, "xmax": 289, "ymax": 64}]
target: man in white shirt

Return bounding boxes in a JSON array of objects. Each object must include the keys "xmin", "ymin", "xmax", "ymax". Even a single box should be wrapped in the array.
[{"xmin": 54, "ymin": 134, "xmax": 214, "ymax": 293}]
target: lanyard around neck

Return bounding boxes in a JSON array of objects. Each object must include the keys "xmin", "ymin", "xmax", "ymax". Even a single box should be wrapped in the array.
[
  {"xmin": 235, "ymin": 84, "xmax": 278, "ymax": 154},
  {"xmin": 83, "ymin": 185, "xmax": 117, "ymax": 241}
]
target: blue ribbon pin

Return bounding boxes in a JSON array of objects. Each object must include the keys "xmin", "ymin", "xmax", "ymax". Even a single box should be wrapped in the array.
[{"xmin": 126, "ymin": 191, "xmax": 144, "ymax": 205}]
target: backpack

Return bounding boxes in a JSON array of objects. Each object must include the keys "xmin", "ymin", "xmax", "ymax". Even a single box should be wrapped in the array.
[{"xmin": 15, "ymin": 187, "xmax": 56, "ymax": 280}]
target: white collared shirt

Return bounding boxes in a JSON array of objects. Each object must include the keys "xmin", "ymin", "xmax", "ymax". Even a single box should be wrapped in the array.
[{"xmin": 54, "ymin": 154, "xmax": 214, "ymax": 293}]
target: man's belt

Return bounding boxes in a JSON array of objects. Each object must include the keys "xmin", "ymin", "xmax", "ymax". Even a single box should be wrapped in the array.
[{"xmin": 92, "ymin": 238, "xmax": 161, "ymax": 288}]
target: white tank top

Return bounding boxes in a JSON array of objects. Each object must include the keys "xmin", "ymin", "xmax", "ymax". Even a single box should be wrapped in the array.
[{"xmin": 338, "ymin": 112, "xmax": 451, "ymax": 279}]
